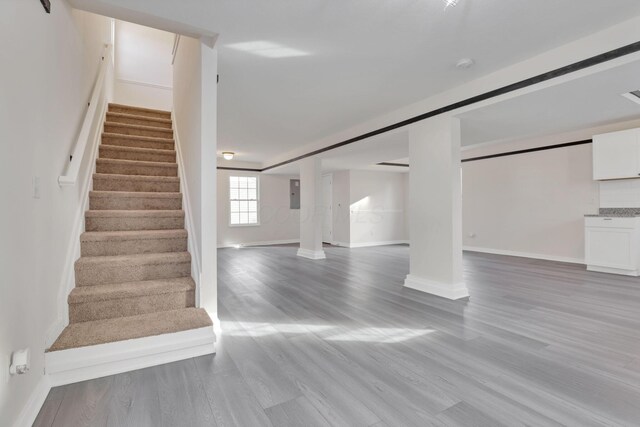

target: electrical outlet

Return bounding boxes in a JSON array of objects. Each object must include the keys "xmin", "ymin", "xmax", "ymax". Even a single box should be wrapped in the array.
[{"xmin": 9, "ymin": 349, "xmax": 29, "ymax": 376}]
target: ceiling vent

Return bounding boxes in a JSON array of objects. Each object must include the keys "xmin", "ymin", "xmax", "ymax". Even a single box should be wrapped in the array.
[{"xmin": 622, "ymin": 90, "xmax": 640, "ymax": 106}]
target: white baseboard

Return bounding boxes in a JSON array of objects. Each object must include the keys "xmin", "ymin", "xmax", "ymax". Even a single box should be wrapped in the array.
[
  {"xmin": 348, "ymin": 240, "xmax": 409, "ymax": 248},
  {"xmin": 463, "ymin": 246, "xmax": 584, "ymax": 265},
  {"xmin": 297, "ymin": 248, "xmax": 327, "ymax": 260},
  {"xmin": 12, "ymin": 375, "xmax": 52, "ymax": 427},
  {"xmin": 587, "ymin": 265, "xmax": 639, "ymax": 276},
  {"xmin": 45, "ymin": 326, "xmax": 215, "ymax": 387},
  {"xmin": 218, "ymin": 239, "xmax": 299, "ymax": 249},
  {"xmin": 403, "ymin": 274, "xmax": 470, "ymax": 300}
]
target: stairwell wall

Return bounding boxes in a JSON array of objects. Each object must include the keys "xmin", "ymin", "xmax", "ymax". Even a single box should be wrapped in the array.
[
  {"xmin": 172, "ymin": 36, "xmax": 218, "ymax": 320},
  {"xmin": 0, "ymin": 2, "xmax": 112, "ymax": 426}
]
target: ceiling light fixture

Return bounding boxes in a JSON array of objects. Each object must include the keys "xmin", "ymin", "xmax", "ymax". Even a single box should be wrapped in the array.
[
  {"xmin": 222, "ymin": 152, "xmax": 235, "ymax": 160},
  {"xmin": 443, "ymin": 0, "xmax": 459, "ymax": 8},
  {"xmin": 227, "ymin": 41, "xmax": 309, "ymax": 58},
  {"xmin": 456, "ymin": 58, "xmax": 475, "ymax": 69}
]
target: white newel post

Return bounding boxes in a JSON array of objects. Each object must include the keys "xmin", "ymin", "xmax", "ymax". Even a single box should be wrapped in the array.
[
  {"xmin": 404, "ymin": 116, "xmax": 469, "ymax": 300},
  {"xmin": 297, "ymin": 157, "xmax": 326, "ymax": 260}
]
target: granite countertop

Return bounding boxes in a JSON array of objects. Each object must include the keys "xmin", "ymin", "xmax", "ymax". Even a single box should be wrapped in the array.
[{"xmin": 585, "ymin": 208, "xmax": 640, "ymax": 217}]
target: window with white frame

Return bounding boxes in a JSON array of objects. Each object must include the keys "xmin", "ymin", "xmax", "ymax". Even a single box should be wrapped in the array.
[{"xmin": 229, "ymin": 176, "xmax": 259, "ymax": 225}]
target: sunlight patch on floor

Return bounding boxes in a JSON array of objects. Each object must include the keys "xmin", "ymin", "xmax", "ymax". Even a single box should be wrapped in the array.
[{"xmin": 221, "ymin": 320, "xmax": 433, "ymax": 343}]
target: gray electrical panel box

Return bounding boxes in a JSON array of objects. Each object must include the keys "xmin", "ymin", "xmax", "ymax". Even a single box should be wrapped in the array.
[{"xmin": 290, "ymin": 179, "xmax": 300, "ymax": 209}]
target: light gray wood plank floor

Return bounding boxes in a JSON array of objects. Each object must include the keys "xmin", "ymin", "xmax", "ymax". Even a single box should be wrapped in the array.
[{"xmin": 34, "ymin": 245, "xmax": 640, "ymax": 426}]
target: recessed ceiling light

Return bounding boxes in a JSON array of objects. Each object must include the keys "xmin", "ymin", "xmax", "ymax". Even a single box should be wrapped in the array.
[
  {"xmin": 456, "ymin": 58, "xmax": 475, "ymax": 69},
  {"xmin": 227, "ymin": 41, "xmax": 309, "ymax": 58},
  {"xmin": 622, "ymin": 91, "xmax": 640, "ymax": 106},
  {"xmin": 222, "ymin": 152, "xmax": 235, "ymax": 160}
]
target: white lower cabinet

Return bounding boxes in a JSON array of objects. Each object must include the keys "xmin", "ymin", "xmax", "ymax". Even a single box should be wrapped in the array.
[{"xmin": 585, "ymin": 217, "xmax": 640, "ymax": 275}]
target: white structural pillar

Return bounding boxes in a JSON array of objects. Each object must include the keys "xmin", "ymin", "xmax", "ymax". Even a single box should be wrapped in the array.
[
  {"xmin": 404, "ymin": 116, "xmax": 469, "ymax": 300},
  {"xmin": 297, "ymin": 157, "xmax": 326, "ymax": 260}
]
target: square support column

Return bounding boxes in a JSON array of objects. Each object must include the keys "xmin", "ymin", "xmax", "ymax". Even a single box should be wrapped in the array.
[
  {"xmin": 404, "ymin": 116, "xmax": 469, "ymax": 299},
  {"xmin": 297, "ymin": 157, "xmax": 326, "ymax": 260}
]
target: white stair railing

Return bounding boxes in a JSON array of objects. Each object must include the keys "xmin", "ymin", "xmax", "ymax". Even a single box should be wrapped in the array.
[{"xmin": 58, "ymin": 44, "xmax": 112, "ymax": 186}]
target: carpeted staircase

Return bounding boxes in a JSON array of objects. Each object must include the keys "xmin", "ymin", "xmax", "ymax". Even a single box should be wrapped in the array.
[{"xmin": 48, "ymin": 103, "xmax": 212, "ymax": 352}]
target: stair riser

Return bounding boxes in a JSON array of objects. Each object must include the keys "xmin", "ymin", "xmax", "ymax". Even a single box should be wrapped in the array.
[
  {"xmin": 81, "ymin": 236, "xmax": 188, "ymax": 256},
  {"xmin": 109, "ymin": 105, "xmax": 171, "ymax": 120},
  {"xmin": 93, "ymin": 177, "xmax": 180, "ymax": 193},
  {"xmin": 85, "ymin": 216, "xmax": 184, "ymax": 232},
  {"xmin": 90, "ymin": 195, "xmax": 182, "ymax": 210},
  {"xmin": 102, "ymin": 135, "xmax": 174, "ymax": 151},
  {"xmin": 75, "ymin": 260, "xmax": 191, "ymax": 286},
  {"xmin": 100, "ymin": 146, "xmax": 176, "ymax": 163},
  {"xmin": 69, "ymin": 290, "xmax": 195, "ymax": 323},
  {"xmin": 106, "ymin": 115, "xmax": 172, "ymax": 129},
  {"xmin": 96, "ymin": 161, "xmax": 177, "ymax": 177},
  {"xmin": 104, "ymin": 123, "xmax": 173, "ymax": 139}
]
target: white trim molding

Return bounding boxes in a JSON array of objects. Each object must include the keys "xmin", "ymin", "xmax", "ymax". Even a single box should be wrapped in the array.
[
  {"xmin": 45, "ymin": 326, "xmax": 215, "ymax": 387},
  {"xmin": 172, "ymin": 113, "xmax": 202, "ymax": 303},
  {"xmin": 297, "ymin": 248, "xmax": 327, "ymax": 260},
  {"xmin": 12, "ymin": 376, "xmax": 52, "ymax": 427},
  {"xmin": 463, "ymin": 246, "xmax": 585, "ymax": 265},
  {"xmin": 403, "ymin": 274, "xmax": 470, "ymax": 300},
  {"xmin": 115, "ymin": 78, "xmax": 172, "ymax": 91},
  {"xmin": 218, "ymin": 239, "xmax": 299, "ymax": 249},
  {"xmin": 342, "ymin": 240, "xmax": 409, "ymax": 248}
]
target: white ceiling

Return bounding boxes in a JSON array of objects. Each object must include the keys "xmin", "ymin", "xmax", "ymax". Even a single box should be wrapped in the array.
[
  {"xmin": 264, "ymin": 130, "xmax": 409, "ymax": 175},
  {"xmin": 212, "ymin": 0, "xmax": 640, "ymax": 163},
  {"xmin": 323, "ymin": 58, "xmax": 640, "ymax": 171},
  {"xmin": 458, "ymin": 60, "xmax": 640, "ymax": 146}
]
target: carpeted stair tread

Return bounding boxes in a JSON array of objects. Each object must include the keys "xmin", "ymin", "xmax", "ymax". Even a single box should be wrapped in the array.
[
  {"xmin": 68, "ymin": 277, "xmax": 195, "ymax": 304},
  {"xmin": 100, "ymin": 144, "xmax": 176, "ymax": 163},
  {"xmin": 81, "ymin": 229, "xmax": 187, "ymax": 242},
  {"xmin": 101, "ymin": 133, "xmax": 174, "ymax": 150},
  {"xmin": 75, "ymin": 252, "xmax": 191, "ymax": 286},
  {"xmin": 106, "ymin": 112, "xmax": 173, "ymax": 128},
  {"xmin": 104, "ymin": 122, "xmax": 173, "ymax": 138},
  {"xmin": 76, "ymin": 251, "xmax": 191, "ymax": 268},
  {"xmin": 84, "ymin": 210, "xmax": 185, "ymax": 232},
  {"xmin": 96, "ymin": 158, "xmax": 178, "ymax": 177},
  {"xmin": 80, "ymin": 229, "xmax": 187, "ymax": 256},
  {"xmin": 90, "ymin": 190, "xmax": 182, "ymax": 199},
  {"xmin": 89, "ymin": 190, "xmax": 182, "ymax": 211},
  {"xmin": 47, "ymin": 307, "xmax": 212, "ymax": 352},
  {"xmin": 85, "ymin": 209, "xmax": 185, "ymax": 218},
  {"xmin": 108, "ymin": 103, "xmax": 171, "ymax": 119},
  {"xmin": 92, "ymin": 173, "xmax": 180, "ymax": 193}
]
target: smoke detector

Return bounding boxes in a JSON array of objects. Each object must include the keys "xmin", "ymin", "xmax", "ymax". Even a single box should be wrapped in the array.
[{"xmin": 456, "ymin": 58, "xmax": 475, "ymax": 70}]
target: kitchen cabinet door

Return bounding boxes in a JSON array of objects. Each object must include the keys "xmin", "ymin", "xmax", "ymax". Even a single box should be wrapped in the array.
[
  {"xmin": 593, "ymin": 128, "xmax": 640, "ymax": 180},
  {"xmin": 585, "ymin": 227, "xmax": 636, "ymax": 270}
]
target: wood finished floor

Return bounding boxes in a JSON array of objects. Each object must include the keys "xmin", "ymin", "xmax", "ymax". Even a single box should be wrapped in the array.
[{"xmin": 35, "ymin": 245, "xmax": 640, "ymax": 426}]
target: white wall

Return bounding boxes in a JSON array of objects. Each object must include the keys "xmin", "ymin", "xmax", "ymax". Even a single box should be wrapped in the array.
[
  {"xmin": 172, "ymin": 35, "xmax": 218, "ymax": 317},
  {"xmin": 599, "ymin": 179, "xmax": 640, "ymax": 208},
  {"xmin": 0, "ymin": 2, "xmax": 111, "ymax": 425},
  {"xmin": 217, "ymin": 170, "xmax": 300, "ymax": 247},
  {"xmin": 462, "ymin": 143, "xmax": 597, "ymax": 263},
  {"xmin": 347, "ymin": 170, "xmax": 407, "ymax": 247},
  {"xmin": 460, "ymin": 119, "xmax": 640, "ymax": 263},
  {"xmin": 114, "ymin": 20, "xmax": 173, "ymax": 110}
]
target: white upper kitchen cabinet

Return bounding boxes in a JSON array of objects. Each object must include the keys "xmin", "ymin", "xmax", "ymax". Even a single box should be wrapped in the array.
[{"xmin": 593, "ymin": 128, "xmax": 640, "ymax": 180}]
